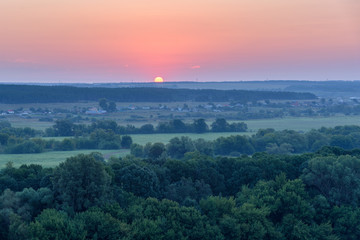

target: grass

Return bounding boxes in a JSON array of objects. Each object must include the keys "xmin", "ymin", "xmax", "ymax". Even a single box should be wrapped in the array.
[
  {"xmin": 244, "ymin": 116, "xmax": 360, "ymax": 132},
  {"xmin": 40, "ymin": 132, "xmax": 252, "ymax": 146},
  {"xmin": 129, "ymin": 132, "xmax": 252, "ymax": 145},
  {"xmin": 7, "ymin": 118, "xmax": 54, "ymax": 131},
  {"xmin": 0, "ymin": 149, "xmax": 130, "ymax": 169},
  {"xmin": 1, "ymin": 133, "xmax": 244, "ymax": 169},
  {"xmin": 3, "ymin": 115, "xmax": 360, "ymax": 169},
  {"xmin": 33, "ymin": 115, "xmax": 360, "ymax": 145},
  {"xmin": 130, "ymin": 116, "xmax": 360, "ymax": 144}
]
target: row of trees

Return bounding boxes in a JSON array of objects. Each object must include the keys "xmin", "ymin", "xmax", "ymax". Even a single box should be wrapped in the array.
[
  {"xmin": 98, "ymin": 98, "xmax": 117, "ymax": 112},
  {"xmin": 45, "ymin": 118, "xmax": 248, "ymax": 137},
  {"xmin": 1, "ymin": 147, "xmax": 360, "ymax": 239},
  {"xmin": 3, "ymin": 121, "xmax": 360, "ymax": 156},
  {"xmin": 1, "ymin": 131, "xmax": 133, "ymax": 154},
  {"xmin": 129, "ymin": 125, "xmax": 360, "ymax": 158},
  {"xmin": 0, "ymin": 121, "xmax": 134, "ymax": 153}
]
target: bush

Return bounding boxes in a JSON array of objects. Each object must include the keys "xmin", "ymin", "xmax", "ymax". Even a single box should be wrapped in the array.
[
  {"xmin": 121, "ymin": 136, "xmax": 133, "ymax": 148},
  {"xmin": 5, "ymin": 141, "xmax": 43, "ymax": 154}
]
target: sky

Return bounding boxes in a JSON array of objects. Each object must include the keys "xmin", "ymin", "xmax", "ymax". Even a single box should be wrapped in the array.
[{"xmin": 0, "ymin": 0, "xmax": 359, "ymax": 83}]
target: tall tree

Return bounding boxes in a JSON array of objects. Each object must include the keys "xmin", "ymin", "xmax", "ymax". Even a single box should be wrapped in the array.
[
  {"xmin": 193, "ymin": 119, "xmax": 208, "ymax": 133},
  {"xmin": 53, "ymin": 120, "xmax": 75, "ymax": 136},
  {"xmin": 52, "ymin": 154, "xmax": 112, "ymax": 212},
  {"xmin": 211, "ymin": 118, "xmax": 229, "ymax": 132},
  {"xmin": 107, "ymin": 101, "xmax": 117, "ymax": 112},
  {"xmin": 99, "ymin": 98, "xmax": 108, "ymax": 111}
]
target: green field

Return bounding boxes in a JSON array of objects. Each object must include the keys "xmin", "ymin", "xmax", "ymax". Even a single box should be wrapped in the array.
[
  {"xmin": 42, "ymin": 132, "xmax": 252, "ymax": 146},
  {"xmin": 6, "ymin": 113, "xmax": 360, "ymax": 132},
  {"xmin": 130, "ymin": 132, "xmax": 252, "ymax": 145},
  {"xmin": 3, "ymin": 133, "xmax": 248, "ymax": 169},
  {"xmin": 34, "ymin": 115, "xmax": 360, "ymax": 145},
  {"xmin": 244, "ymin": 116, "xmax": 360, "ymax": 132},
  {"xmin": 7, "ymin": 118, "xmax": 54, "ymax": 131},
  {"xmin": 129, "ymin": 116, "xmax": 360, "ymax": 145},
  {"xmin": 0, "ymin": 149, "xmax": 130, "ymax": 168},
  {"xmin": 130, "ymin": 116, "xmax": 360, "ymax": 144},
  {"xmin": 3, "ymin": 115, "xmax": 360, "ymax": 169}
]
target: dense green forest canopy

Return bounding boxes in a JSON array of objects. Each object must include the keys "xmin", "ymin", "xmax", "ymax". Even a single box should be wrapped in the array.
[
  {"xmin": 1, "ymin": 147, "xmax": 360, "ymax": 239},
  {"xmin": 0, "ymin": 84, "xmax": 316, "ymax": 103},
  {"xmin": 46, "ymin": 80, "xmax": 360, "ymax": 98}
]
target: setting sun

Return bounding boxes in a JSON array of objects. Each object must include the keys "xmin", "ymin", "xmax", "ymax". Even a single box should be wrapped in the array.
[{"xmin": 154, "ymin": 77, "xmax": 164, "ymax": 83}]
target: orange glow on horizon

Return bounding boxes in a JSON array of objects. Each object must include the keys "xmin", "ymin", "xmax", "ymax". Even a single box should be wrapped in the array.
[{"xmin": 0, "ymin": 0, "xmax": 359, "ymax": 82}]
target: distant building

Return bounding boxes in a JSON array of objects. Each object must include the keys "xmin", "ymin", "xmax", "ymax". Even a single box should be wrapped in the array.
[{"xmin": 85, "ymin": 108, "xmax": 107, "ymax": 115}]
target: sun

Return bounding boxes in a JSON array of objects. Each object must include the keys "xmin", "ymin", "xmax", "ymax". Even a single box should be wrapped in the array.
[{"xmin": 154, "ymin": 77, "xmax": 164, "ymax": 83}]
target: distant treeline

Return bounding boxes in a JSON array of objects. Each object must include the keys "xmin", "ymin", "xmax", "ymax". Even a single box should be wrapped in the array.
[
  {"xmin": 0, "ymin": 84, "xmax": 316, "ymax": 103},
  {"xmin": 131, "ymin": 125, "xmax": 360, "ymax": 158},
  {"xmin": 0, "ymin": 119, "xmax": 246, "ymax": 154},
  {"xmin": 3, "ymin": 119, "xmax": 360, "ymax": 156},
  {"xmin": 285, "ymin": 80, "xmax": 360, "ymax": 93}
]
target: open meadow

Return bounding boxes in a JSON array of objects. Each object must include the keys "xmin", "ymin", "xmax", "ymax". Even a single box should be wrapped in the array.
[
  {"xmin": 6, "ymin": 114, "xmax": 360, "ymax": 133},
  {"xmin": 5, "ymin": 118, "xmax": 54, "ymax": 130},
  {"xmin": 128, "ymin": 115, "xmax": 360, "ymax": 144},
  {"xmin": 40, "ymin": 114, "xmax": 360, "ymax": 146},
  {"xmin": 244, "ymin": 115, "xmax": 360, "ymax": 132},
  {"xmin": 2, "ymin": 115, "xmax": 360, "ymax": 168},
  {"xmin": 129, "ymin": 132, "xmax": 252, "ymax": 145},
  {"xmin": 2, "ymin": 98, "xmax": 360, "ymax": 169},
  {"xmin": 0, "ymin": 149, "xmax": 130, "ymax": 168},
  {"xmin": 0, "ymin": 132, "xmax": 242, "ymax": 168}
]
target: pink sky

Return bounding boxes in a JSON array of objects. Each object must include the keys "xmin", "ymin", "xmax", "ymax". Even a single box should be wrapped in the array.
[{"xmin": 0, "ymin": 0, "xmax": 359, "ymax": 82}]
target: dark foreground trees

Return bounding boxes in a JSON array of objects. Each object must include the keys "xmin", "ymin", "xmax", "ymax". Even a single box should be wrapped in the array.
[
  {"xmin": 3, "ymin": 147, "xmax": 360, "ymax": 239},
  {"xmin": 52, "ymin": 154, "xmax": 112, "ymax": 212}
]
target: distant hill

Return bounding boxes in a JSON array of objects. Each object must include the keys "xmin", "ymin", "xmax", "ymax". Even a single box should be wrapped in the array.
[
  {"xmin": 3, "ymin": 80, "xmax": 358, "ymax": 98},
  {"xmin": 0, "ymin": 84, "xmax": 316, "ymax": 103},
  {"xmin": 154, "ymin": 80, "xmax": 360, "ymax": 98}
]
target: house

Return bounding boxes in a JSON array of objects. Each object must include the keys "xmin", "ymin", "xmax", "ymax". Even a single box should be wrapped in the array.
[{"xmin": 85, "ymin": 108, "xmax": 107, "ymax": 115}]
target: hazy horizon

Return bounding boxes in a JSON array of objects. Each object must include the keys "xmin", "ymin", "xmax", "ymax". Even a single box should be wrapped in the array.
[
  {"xmin": 1, "ymin": 0, "xmax": 359, "ymax": 83},
  {"xmin": 1, "ymin": 80, "xmax": 360, "ymax": 85}
]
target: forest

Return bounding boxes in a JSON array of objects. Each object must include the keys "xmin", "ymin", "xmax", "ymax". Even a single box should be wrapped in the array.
[
  {"xmin": 0, "ymin": 84, "xmax": 316, "ymax": 103},
  {"xmin": 1, "ymin": 84, "xmax": 360, "ymax": 239},
  {"xmin": 2, "ymin": 118, "xmax": 360, "ymax": 239},
  {"xmin": 2, "ymin": 0, "xmax": 359, "ymax": 237},
  {"xmin": 1, "ymin": 145, "xmax": 359, "ymax": 239}
]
